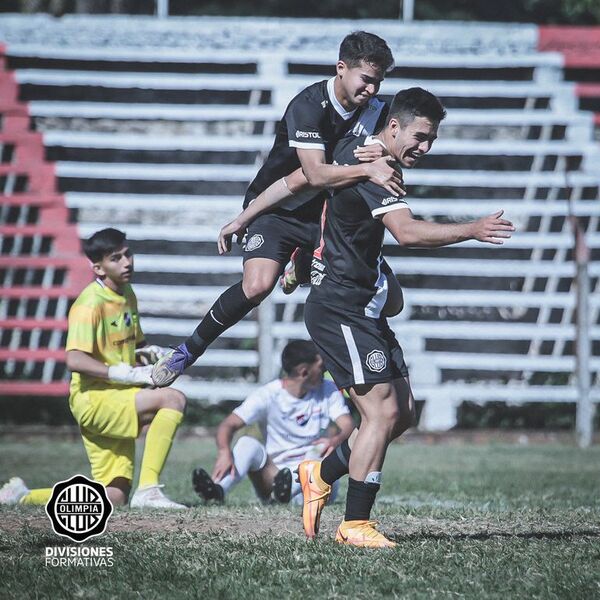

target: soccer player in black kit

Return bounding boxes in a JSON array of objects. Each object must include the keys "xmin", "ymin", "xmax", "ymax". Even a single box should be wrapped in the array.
[
  {"xmin": 152, "ymin": 32, "xmax": 404, "ymax": 387},
  {"xmin": 298, "ymin": 87, "xmax": 515, "ymax": 547}
]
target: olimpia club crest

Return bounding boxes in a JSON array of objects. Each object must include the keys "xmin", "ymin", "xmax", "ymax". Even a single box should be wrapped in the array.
[{"xmin": 45, "ymin": 475, "xmax": 113, "ymax": 543}]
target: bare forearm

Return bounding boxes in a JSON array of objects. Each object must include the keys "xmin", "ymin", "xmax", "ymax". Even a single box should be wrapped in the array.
[
  {"xmin": 215, "ymin": 422, "xmax": 237, "ymax": 453},
  {"xmin": 395, "ymin": 219, "xmax": 475, "ymax": 248},
  {"xmin": 65, "ymin": 350, "xmax": 109, "ymax": 379},
  {"xmin": 302, "ymin": 162, "xmax": 368, "ymax": 189}
]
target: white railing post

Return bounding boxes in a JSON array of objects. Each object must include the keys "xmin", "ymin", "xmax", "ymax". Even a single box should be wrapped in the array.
[
  {"xmin": 401, "ymin": 0, "xmax": 415, "ymax": 21},
  {"xmin": 156, "ymin": 0, "xmax": 168, "ymax": 18},
  {"xmin": 573, "ymin": 222, "xmax": 593, "ymax": 448},
  {"xmin": 258, "ymin": 295, "xmax": 275, "ymax": 383}
]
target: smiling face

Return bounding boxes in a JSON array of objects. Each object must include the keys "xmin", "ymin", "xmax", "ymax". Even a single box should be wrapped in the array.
[
  {"xmin": 92, "ymin": 245, "xmax": 134, "ymax": 292},
  {"xmin": 386, "ymin": 115, "xmax": 439, "ymax": 168},
  {"xmin": 335, "ymin": 59, "xmax": 385, "ymax": 110}
]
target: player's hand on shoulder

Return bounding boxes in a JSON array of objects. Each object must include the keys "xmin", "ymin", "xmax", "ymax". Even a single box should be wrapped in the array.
[
  {"xmin": 365, "ymin": 156, "xmax": 406, "ymax": 197},
  {"xmin": 108, "ymin": 362, "xmax": 154, "ymax": 386},
  {"xmin": 353, "ymin": 142, "xmax": 385, "ymax": 162},
  {"xmin": 135, "ymin": 344, "xmax": 169, "ymax": 366},
  {"xmin": 212, "ymin": 449, "xmax": 235, "ymax": 481},
  {"xmin": 472, "ymin": 210, "xmax": 515, "ymax": 245},
  {"xmin": 218, "ymin": 218, "xmax": 247, "ymax": 255}
]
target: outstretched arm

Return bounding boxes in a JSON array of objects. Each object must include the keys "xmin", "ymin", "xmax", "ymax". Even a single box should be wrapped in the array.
[
  {"xmin": 212, "ymin": 413, "xmax": 246, "ymax": 481},
  {"xmin": 382, "ymin": 208, "xmax": 515, "ymax": 248},
  {"xmin": 217, "ymin": 168, "xmax": 310, "ymax": 254}
]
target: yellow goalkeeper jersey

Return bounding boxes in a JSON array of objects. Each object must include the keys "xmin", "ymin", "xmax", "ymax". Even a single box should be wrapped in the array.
[{"xmin": 66, "ymin": 278, "xmax": 144, "ymax": 392}]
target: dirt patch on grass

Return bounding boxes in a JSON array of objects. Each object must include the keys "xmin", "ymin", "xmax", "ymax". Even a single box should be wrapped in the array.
[{"xmin": 2, "ymin": 507, "xmax": 599, "ymax": 542}]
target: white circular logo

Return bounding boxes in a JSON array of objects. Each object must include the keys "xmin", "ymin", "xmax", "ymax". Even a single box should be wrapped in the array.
[
  {"xmin": 245, "ymin": 234, "xmax": 264, "ymax": 252},
  {"xmin": 366, "ymin": 350, "xmax": 387, "ymax": 373}
]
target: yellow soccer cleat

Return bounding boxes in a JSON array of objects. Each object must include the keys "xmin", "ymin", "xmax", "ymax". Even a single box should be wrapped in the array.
[
  {"xmin": 297, "ymin": 460, "xmax": 331, "ymax": 539},
  {"xmin": 335, "ymin": 520, "xmax": 397, "ymax": 548}
]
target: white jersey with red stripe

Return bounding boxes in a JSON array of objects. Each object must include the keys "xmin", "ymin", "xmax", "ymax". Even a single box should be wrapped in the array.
[{"xmin": 232, "ymin": 378, "xmax": 349, "ymax": 468}]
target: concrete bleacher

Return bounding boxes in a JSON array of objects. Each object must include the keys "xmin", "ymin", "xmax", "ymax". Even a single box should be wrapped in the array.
[{"xmin": 0, "ymin": 16, "xmax": 599, "ymax": 427}]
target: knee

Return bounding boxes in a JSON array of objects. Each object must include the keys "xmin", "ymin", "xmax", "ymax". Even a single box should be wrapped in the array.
[
  {"xmin": 160, "ymin": 388, "xmax": 186, "ymax": 413},
  {"xmin": 106, "ymin": 478, "xmax": 131, "ymax": 506},
  {"xmin": 242, "ymin": 275, "xmax": 274, "ymax": 304}
]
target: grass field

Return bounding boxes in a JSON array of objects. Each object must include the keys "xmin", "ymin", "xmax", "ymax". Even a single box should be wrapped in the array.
[{"xmin": 1, "ymin": 434, "xmax": 599, "ymax": 599}]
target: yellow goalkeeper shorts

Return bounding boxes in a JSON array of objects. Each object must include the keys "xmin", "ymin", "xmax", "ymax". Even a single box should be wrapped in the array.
[{"xmin": 70, "ymin": 384, "xmax": 141, "ymax": 486}]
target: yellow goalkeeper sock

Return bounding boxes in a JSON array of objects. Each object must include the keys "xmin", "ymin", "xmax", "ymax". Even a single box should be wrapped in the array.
[
  {"xmin": 20, "ymin": 488, "xmax": 53, "ymax": 505},
  {"xmin": 138, "ymin": 408, "xmax": 183, "ymax": 489}
]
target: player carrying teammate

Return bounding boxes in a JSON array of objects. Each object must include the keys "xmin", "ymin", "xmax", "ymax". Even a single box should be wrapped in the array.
[
  {"xmin": 152, "ymin": 31, "xmax": 404, "ymax": 388},
  {"xmin": 0, "ymin": 228, "xmax": 187, "ymax": 509},
  {"xmin": 298, "ymin": 88, "xmax": 515, "ymax": 547},
  {"xmin": 192, "ymin": 340, "xmax": 354, "ymax": 505}
]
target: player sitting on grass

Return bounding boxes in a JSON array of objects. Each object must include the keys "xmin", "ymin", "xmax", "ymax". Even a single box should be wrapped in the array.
[
  {"xmin": 192, "ymin": 340, "xmax": 354, "ymax": 505},
  {"xmin": 0, "ymin": 228, "xmax": 187, "ymax": 510},
  {"xmin": 300, "ymin": 88, "xmax": 515, "ymax": 547}
]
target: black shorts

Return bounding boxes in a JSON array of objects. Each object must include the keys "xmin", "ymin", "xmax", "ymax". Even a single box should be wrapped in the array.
[
  {"xmin": 242, "ymin": 211, "xmax": 320, "ymax": 266},
  {"xmin": 304, "ymin": 300, "xmax": 409, "ymax": 390}
]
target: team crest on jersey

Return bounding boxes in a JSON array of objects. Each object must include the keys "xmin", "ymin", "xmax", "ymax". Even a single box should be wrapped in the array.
[
  {"xmin": 245, "ymin": 234, "xmax": 264, "ymax": 252},
  {"xmin": 295, "ymin": 413, "xmax": 310, "ymax": 426},
  {"xmin": 366, "ymin": 350, "xmax": 387, "ymax": 373}
]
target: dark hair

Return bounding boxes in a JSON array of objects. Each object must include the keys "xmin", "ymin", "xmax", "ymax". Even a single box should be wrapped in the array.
[
  {"xmin": 82, "ymin": 228, "xmax": 127, "ymax": 263},
  {"xmin": 339, "ymin": 31, "xmax": 394, "ymax": 73},
  {"xmin": 281, "ymin": 340, "xmax": 319, "ymax": 376},
  {"xmin": 386, "ymin": 87, "xmax": 446, "ymax": 128}
]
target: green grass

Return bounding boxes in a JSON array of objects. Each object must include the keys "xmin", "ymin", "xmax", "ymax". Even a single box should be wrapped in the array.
[{"xmin": 1, "ymin": 435, "xmax": 599, "ymax": 599}]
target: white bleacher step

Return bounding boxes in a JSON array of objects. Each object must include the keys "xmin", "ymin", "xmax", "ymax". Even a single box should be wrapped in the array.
[
  {"xmin": 67, "ymin": 193, "xmax": 240, "ymax": 211},
  {"xmin": 429, "ymin": 352, "xmax": 600, "ymax": 372},
  {"xmin": 133, "ymin": 285, "xmax": 599, "ymax": 311},
  {"xmin": 44, "ymin": 131, "xmax": 275, "ymax": 152},
  {"xmin": 16, "ymin": 69, "xmax": 572, "ymax": 98},
  {"xmin": 45, "ymin": 131, "xmax": 598, "ymax": 157},
  {"xmin": 141, "ymin": 316, "xmax": 599, "ymax": 342},
  {"xmin": 414, "ymin": 384, "xmax": 600, "ymax": 403},
  {"xmin": 77, "ymin": 223, "xmax": 600, "ymax": 253},
  {"xmin": 69, "ymin": 195, "xmax": 600, "ymax": 218},
  {"xmin": 168, "ymin": 381, "xmax": 600, "ymax": 404},
  {"xmin": 58, "ymin": 163, "xmax": 600, "ymax": 186},
  {"xmin": 31, "ymin": 102, "xmax": 590, "ymax": 128},
  {"xmin": 56, "ymin": 162, "xmax": 256, "ymax": 180},
  {"xmin": 6, "ymin": 44, "xmax": 563, "ymax": 69},
  {"xmin": 130, "ymin": 253, "xmax": 600, "ymax": 278}
]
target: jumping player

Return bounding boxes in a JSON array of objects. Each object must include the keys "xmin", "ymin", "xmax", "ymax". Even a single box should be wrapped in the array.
[
  {"xmin": 152, "ymin": 31, "xmax": 404, "ymax": 388},
  {"xmin": 0, "ymin": 228, "xmax": 187, "ymax": 509},
  {"xmin": 299, "ymin": 88, "xmax": 515, "ymax": 547},
  {"xmin": 192, "ymin": 340, "xmax": 354, "ymax": 505}
]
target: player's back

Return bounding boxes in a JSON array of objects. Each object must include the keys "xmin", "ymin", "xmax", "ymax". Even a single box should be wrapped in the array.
[{"xmin": 309, "ymin": 135, "xmax": 408, "ymax": 315}]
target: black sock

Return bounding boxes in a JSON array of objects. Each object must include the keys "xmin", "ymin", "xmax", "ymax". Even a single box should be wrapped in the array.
[
  {"xmin": 185, "ymin": 281, "xmax": 257, "ymax": 356},
  {"xmin": 344, "ymin": 478, "xmax": 380, "ymax": 522},
  {"xmin": 320, "ymin": 439, "xmax": 351, "ymax": 485}
]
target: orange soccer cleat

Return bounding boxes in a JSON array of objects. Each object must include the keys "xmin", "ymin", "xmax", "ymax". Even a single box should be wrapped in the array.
[
  {"xmin": 297, "ymin": 460, "xmax": 331, "ymax": 539},
  {"xmin": 335, "ymin": 520, "xmax": 397, "ymax": 548}
]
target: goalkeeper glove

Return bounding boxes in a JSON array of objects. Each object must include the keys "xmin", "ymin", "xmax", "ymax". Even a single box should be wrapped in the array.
[
  {"xmin": 135, "ymin": 344, "xmax": 170, "ymax": 366},
  {"xmin": 108, "ymin": 362, "xmax": 154, "ymax": 386}
]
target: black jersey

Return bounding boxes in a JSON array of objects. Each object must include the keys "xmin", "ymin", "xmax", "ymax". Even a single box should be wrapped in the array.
[
  {"xmin": 243, "ymin": 77, "xmax": 387, "ymax": 219},
  {"xmin": 307, "ymin": 135, "xmax": 409, "ymax": 318}
]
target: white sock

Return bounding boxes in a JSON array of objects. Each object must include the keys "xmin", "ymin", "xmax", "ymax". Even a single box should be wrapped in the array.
[{"xmin": 219, "ymin": 436, "xmax": 267, "ymax": 494}]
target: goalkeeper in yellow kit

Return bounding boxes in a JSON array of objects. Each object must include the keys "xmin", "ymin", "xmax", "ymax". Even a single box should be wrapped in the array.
[{"xmin": 0, "ymin": 228, "xmax": 187, "ymax": 509}]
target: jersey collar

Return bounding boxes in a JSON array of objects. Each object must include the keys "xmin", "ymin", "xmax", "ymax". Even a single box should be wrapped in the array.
[
  {"xmin": 364, "ymin": 135, "xmax": 388, "ymax": 151},
  {"xmin": 327, "ymin": 77, "xmax": 357, "ymax": 121}
]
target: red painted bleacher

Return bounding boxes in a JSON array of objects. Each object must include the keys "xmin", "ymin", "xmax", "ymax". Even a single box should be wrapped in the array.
[
  {"xmin": 539, "ymin": 27, "xmax": 600, "ymax": 129},
  {"xmin": 0, "ymin": 42, "xmax": 89, "ymax": 397}
]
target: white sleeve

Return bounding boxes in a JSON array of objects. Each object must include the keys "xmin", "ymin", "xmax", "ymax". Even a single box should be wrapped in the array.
[
  {"xmin": 323, "ymin": 381, "xmax": 350, "ymax": 422},
  {"xmin": 232, "ymin": 387, "xmax": 270, "ymax": 425}
]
